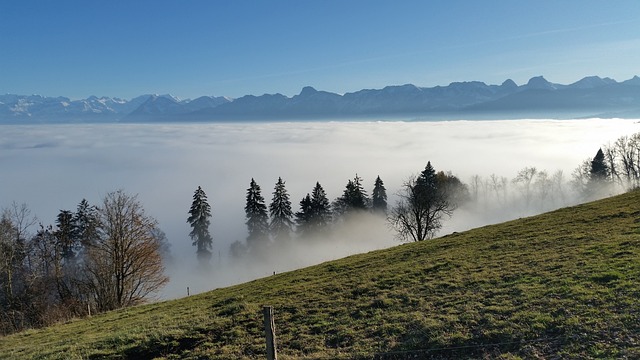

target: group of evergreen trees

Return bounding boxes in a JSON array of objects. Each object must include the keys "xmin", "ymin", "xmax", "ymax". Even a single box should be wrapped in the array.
[
  {"xmin": 187, "ymin": 175, "xmax": 388, "ymax": 262},
  {"xmin": 187, "ymin": 138, "xmax": 636, "ymax": 255}
]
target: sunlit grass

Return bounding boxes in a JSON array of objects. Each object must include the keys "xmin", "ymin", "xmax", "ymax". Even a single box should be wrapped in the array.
[{"xmin": 1, "ymin": 190, "xmax": 639, "ymax": 359}]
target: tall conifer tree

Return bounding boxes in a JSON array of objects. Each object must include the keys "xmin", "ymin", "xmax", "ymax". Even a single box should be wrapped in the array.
[
  {"xmin": 310, "ymin": 182, "xmax": 331, "ymax": 230},
  {"xmin": 187, "ymin": 186, "xmax": 213, "ymax": 265},
  {"xmin": 55, "ymin": 210, "xmax": 76, "ymax": 260},
  {"xmin": 245, "ymin": 178, "xmax": 269, "ymax": 248},
  {"xmin": 269, "ymin": 177, "xmax": 294, "ymax": 244},
  {"xmin": 372, "ymin": 175, "xmax": 388, "ymax": 214},
  {"xmin": 295, "ymin": 194, "xmax": 313, "ymax": 236},
  {"xmin": 590, "ymin": 148, "xmax": 609, "ymax": 182},
  {"xmin": 73, "ymin": 199, "xmax": 99, "ymax": 249}
]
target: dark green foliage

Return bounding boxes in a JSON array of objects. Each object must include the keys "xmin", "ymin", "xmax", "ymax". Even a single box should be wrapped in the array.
[
  {"xmin": 269, "ymin": 177, "xmax": 294, "ymax": 244},
  {"xmin": 590, "ymin": 148, "xmax": 609, "ymax": 182},
  {"xmin": 187, "ymin": 186, "xmax": 213, "ymax": 264},
  {"xmin": 436, "ymin": 171, "xmax": 470, "ymax": 207},
  {"xmin": 310, "ymin": 182, "xmax": 332, "ymax": 231},
  {"xmin": 245, "ymin": 178, "xmax": 269, "ymax": 248},
  {"xmin": 371, "ymin": 176, "xmax": 387, "ymax": 214},
  {"xmin": 389, "ymin": 162, "xmax": 457, "ymax": 242},
  {"xmin": 333, "ymin": 174, "xmax": 370, "ymax": 218},
  {"xmin": 416, "ymin": 161, "xmax": 437, "ymax": 196},
  {"xmin": 296, "ymin": 182, "xmax": 332, "ymax": 237},
  {"xmin": 55, "ymin": 210, "xmax": 76, "ymax": 260},
  {"xmin": 72, "ymin": 199, "xmax": 99, "ymax": 248},
  {"xmin": 295, "ymin": 194, "xmax": 313, "ymax": 236}
]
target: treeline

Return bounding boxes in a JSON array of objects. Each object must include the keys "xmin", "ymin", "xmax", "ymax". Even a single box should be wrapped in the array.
[
  {"xmin": 573, "ymin": 132, "xmax": 640, "ymax": 194},
  {"xmin": 0, "ymin": 190, "xmax": 169, "ymax": 335},
  {"xmin": 187, "ymin": 174, "xmax": 394, "ymax": 266},
  {"xmin": 186, "ymin": 131, "xmax": 640, "ymax": 265},
  {"xmin": 466, "ymin": 132, "xmax": 640, "ymax": 215}
]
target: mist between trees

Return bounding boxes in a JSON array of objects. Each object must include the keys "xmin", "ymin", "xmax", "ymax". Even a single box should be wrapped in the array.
[{"xmin": 1, "ymin": 131, "xmax": 639, "ymax": 335}]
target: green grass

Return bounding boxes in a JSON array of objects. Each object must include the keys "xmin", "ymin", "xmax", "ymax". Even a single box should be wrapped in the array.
[{"xmin": 2, "ymin": 191, "xmax": 640, "ymax": 359}]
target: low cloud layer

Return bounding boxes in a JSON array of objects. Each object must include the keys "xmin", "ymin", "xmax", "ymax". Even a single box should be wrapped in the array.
[{"xmin": 1, "ymin": 119, "xmax": 638, "ymax": 299}]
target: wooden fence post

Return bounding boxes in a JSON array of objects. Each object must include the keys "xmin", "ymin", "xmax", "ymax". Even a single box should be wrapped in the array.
[{"xmin": 263, "ymin": 306, "xmax": 278, "ymax": 360}]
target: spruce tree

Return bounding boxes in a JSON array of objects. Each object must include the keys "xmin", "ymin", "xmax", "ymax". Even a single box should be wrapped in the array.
[
  {"xmin": 245, "ymin": 178, "xmax": 269, "ymax": 248},
  {"xmin": 333, "ymin": 174, "xmax": 369, "ymax": 218},
  {"xmin": 590, "ymin": 148, "xmax": 609, "ymax": 182},
  {"xmin": 187, "ymin": 186, "xmax": 213, "ymax": 265},
  {"xmin": 73, "ymin": 199, "xmax": 99, "ymax": 248},
  {"xmin": 372, "ymin": 175, "xmax": 388, "ymax": 214},
  {"xmin": 55, "ymin": 210, "xmax": 76, "ymax": 260},
  {"xmin": 583, "ymin": 148, "xmax": 611, "ymax": 198},
  {"xmin": 310, "ymin": 182, "xmax": 331, "ymax": 230},
  {"xmin": 295, "ymin": 194, "xmax": 313, "ymax": 236},
  {"xmin": 269, "ymin": 177, "xmax": 294, "ymax": 244},
  {"xmin": 417, "ymin": 162, "xmax": 438, "ymax": 196}
]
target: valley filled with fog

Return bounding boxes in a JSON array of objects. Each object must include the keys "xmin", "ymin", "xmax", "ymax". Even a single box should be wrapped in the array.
[{"xmin": 1, "ymin": 119, "xmax": 638, "ymax": 299}]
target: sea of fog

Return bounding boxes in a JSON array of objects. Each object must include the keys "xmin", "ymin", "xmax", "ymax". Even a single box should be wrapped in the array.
[{"xmin": 1, "ymin": 119, "xmax": 638, "ymax": 299}]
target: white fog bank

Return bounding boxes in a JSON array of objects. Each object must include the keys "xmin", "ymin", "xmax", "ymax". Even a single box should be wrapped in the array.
[{"xmin": 0, "ymin": 119, "xmax": 638, "ymax": 299}]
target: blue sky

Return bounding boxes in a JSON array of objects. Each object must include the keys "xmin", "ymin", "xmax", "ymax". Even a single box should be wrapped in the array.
[{"xmin": 1, "ymin": 1, "xmax": 639, "ymax": 100}]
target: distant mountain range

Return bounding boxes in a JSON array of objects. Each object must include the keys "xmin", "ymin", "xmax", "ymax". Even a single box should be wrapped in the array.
[{"xmin": 3, "ymin": 75, "xmax": 640, "ymax": 123}]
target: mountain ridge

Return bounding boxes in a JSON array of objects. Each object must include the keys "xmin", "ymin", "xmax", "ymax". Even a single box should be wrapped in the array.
[{"xmin": 2, "ymin": 75, "xmax": 640, "ymax": 123}]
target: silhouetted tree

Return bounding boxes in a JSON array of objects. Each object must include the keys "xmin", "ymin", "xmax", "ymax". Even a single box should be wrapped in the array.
[
  {"xmin": 73, "ymin": 199, "xmax": 99, "ymax": 249},
  {"xmin": 389, "ymin": 162, "xmax": 457, "ymax": 242},
  {"xmin": 55, "ymin": 210, "xmax": 76, "ymax": 260},
  {"xmin": 310, "ymin": 182, "xmax": 332, "ymax": 231},
  {"xmin": 245, "ymin": 179, "xmax": 269, "ymax": 249},
  {"xmin": 371, "ymin": 176, "xmax": 388, "ymax": 215},
  {"xmin": 333, "ymin": 174, "xmax": 369, "ymax": 218},
  {"xmin": 590, "ymin": 148, "xmax": 609, "ymax": 182},
  {"xmin": 295, "ymin": 194, "xmax": 313, "ymax": 236},
  {"xmin": 269, "ymin": 177, "xmax": 294, "ymax": 244},
  {"xmin": 187, "ymin": 186, "xmax": 213, "ymax": 265}
]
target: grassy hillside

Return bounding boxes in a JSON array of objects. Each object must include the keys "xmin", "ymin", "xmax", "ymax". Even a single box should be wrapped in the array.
[{"xmin": 1, "ymin": 191, "xmax": 639, "ymax": 359}]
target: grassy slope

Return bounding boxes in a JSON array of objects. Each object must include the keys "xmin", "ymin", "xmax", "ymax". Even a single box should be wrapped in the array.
[{"xmin": 1, "ymin": 191, "xmax": 639, "ymax": 359}]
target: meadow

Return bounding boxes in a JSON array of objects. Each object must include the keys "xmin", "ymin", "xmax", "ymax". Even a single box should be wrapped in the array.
[{"xmin": 1, "ymin": 189, "xmax": 638, "ymax": 359}]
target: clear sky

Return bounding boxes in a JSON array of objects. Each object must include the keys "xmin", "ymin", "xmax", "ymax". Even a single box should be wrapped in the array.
[{"xmin": 1, "ymin": 1, "xmax": 639, "ymax": 100}]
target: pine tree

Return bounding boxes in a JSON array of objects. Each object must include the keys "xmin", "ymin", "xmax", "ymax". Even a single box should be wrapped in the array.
[
  {"xmin": 269, "ymin": 177, "xmax": 294, "ymax": 244},
  {"xmin": 416, "ymin": 162, "xmax": 438, "ymax": 199},
  {"xmin": 310, "ymin": 182, "xmax": 331, "ymax": 230},
  {"xmin": 55, "ymin": 210, "xmax": 76, "ymax": 260},
  {"xmin": 245, "ymin": 178, "xmax": 269, "ymax": 248},
  {"xmin": 582, "ymin": 148, "xmax": 611, "ymax": 198},
  {"xmin": 187, "ymin": 186, "xmax": 213, "ymax": 265},
  {"xmin": 295, "ymin": 194, "xmax": 313, "ymax": 236},
  {"xmin": 73, "ymin": 199, "xmax": 99, "ymax": 248},
  {"xmin": 333, "ymin": 174, "xmax": 369, "ymax": 218},
  {"xmin": 371, "ymin": 176, "xmax": 388, "ymax": 214},
  {"xmin": 590, "ymin": 148, "xmax": 609, "ymax": 182}
]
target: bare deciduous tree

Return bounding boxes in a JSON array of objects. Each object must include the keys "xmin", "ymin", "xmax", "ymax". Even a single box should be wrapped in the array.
[
  {"xmin": 512, "ymin": 167, "xmax": 537, "ymax": 207},
  {"xmin": 85, "ymin": 190, "xmax": 168, "ymax": 312}
]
